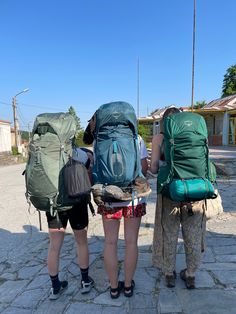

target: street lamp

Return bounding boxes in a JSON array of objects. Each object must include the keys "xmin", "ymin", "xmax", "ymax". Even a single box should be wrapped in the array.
[{"xmin": 12, "ymin": 88, "xmax": 29, "ymax": 148}]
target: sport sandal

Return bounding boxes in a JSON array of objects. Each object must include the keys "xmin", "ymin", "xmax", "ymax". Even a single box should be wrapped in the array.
[
  {"xmin": 124, "ymin": 280, "xmax": 135, "ymax": 297},
  {"xmin": 110, "ymin": 281, "xmax": 124, "ymax": 299},
  {"xmin": 180, "ymin": 269, "xmax": 195, "ymax": 289}
]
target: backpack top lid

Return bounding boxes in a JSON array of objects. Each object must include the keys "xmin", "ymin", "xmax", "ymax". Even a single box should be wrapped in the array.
[
  {"xmin": 32, "ymin": 112, "xmax": 77, "ymax": 142},
  {"xmin": 164, "ymin": 111, "xmax": 208, "ymax": 139},
  {"xmin": 95, "ymin": 101, "xmax": 138, "ymax": 134}
]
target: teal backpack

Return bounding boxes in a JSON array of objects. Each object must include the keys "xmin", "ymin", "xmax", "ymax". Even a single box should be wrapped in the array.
[
  {"xmin": 93, "ymin": 101, "xmax": 142, "ymax": 187},
  {"xmin": 25, "ymin": 112, "xmax": 79, "ymax": 216},
  {"xmin": 157, "ymin": 112, "xmax": 217, "ymax": 202}
]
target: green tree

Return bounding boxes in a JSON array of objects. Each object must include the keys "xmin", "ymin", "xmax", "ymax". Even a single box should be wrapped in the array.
[
  {"xmin": 68, "ymin": 106, "xmax": 82, "ymax": 131},
  {"xmin": 193, "ymin": 100, "xmax": 207, "ymax": 109},
  {"xmin": 20, "ymin": 130, "xmax": 30, "ymax": 141},
  {"xmin": 222, "ymin": 64, "xmax": 236, "ymax": 97}
]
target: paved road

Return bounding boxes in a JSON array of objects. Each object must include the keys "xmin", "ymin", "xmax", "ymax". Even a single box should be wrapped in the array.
[{"xmin": 0, "ymin": 164, "xmax": 236, "ymax": 314}]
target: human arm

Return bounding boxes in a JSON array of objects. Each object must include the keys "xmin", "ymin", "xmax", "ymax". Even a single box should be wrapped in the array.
[
  {"xmin": 150, "ymin": 134, "xmax": 163, "ymax": 174},
  {"xmin": 139, "ymin": 136, "xmax": 149, "ymax": 176}
]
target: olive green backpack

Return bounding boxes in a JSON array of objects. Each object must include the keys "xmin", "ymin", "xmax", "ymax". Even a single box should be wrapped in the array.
[
  {"xmin": 157, "ymin": 112, "xmax": 217, "ymax": 202},
  {"xmin": 25, "ymin": 112, "xmax": 77, "ymax": 216}
]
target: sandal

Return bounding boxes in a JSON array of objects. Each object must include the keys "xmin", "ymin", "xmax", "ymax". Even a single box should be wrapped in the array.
[
  {"xmin": 180, "ymin": 269, "xmax": 195, "ymax": 289},
  {"xmin": 124, "ymin": 280, "xmax": 135, "ymax": 297},
  {"xmin": 110, "ymin": 281, "xmax": 124, "ymax": 299}
]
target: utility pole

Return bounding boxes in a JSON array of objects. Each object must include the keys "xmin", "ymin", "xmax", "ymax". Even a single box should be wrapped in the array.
[
  {"xmin": 12, "ymin": 88, "xmax": 29, "ymax": 149},
  {"xmin": 12, "ymin": 96, "xmax": 18, "ymax": 147},
  {"xmin": 191, "ymin": 0, "xmax": 196, "ymax": 111},
  {"xmin": 137, "ymin": 57, "xmax": 140, "ymax": 122}
]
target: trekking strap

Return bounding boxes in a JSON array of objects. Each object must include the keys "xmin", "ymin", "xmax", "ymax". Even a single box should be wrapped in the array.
[
  {"xmin": 88, "ymin": 201, "xmax": 96, "ymax": 216},
  {"xmin": 135, "ymin": 136, "xmax": 143, "ymax": 178},
  {"xmin": 202, "ymin": 199, "xmax": 207, "ymax": 227},
  {"xmin": 37, "ymin": 209, "xmax": 42, "ymax": 231}
]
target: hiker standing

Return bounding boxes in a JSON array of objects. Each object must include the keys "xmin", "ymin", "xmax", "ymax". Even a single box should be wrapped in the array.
[
  {"xmin": 46, "ymin": 147, "xmax": 94, "ymax": 299},
  {"xmin": 150, "ymin": 107, "xmax": 211, "ymax": 289},
  {"xmin": 83, "ymin": 102, "xmax": 149, "ymax": 298},
  {"xmin": 25, "ymin": 113, "xmax": 94, "ymax": 300}
]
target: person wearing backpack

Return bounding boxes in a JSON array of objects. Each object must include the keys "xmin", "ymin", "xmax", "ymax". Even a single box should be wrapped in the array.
[
  {"xmin": 150, "ymin": 107, "xmax": 214, "ymax": 289},
  {"xmin": 83, "ymin": 102, "xmax": 149, "ymax": 298},
  {"xmin": 46, "ymin": 146, "xmax": 95, "ymax": 300},
  {"xmin": 25, "ymin": 113, "xmax": 94, "ymax": 300}
]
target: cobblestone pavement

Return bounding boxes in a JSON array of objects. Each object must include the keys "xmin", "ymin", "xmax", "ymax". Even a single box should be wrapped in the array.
[{"xmin": 0, "ymin": 164, "xmax": 236, "ymax": 314}]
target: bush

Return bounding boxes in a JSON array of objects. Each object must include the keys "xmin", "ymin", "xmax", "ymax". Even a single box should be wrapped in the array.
[
  {"xmin": 12, "ymin": 146, "xmax": 19, "ymax": 155},
  {"xmin": 138, "ymin": 124, "xmax": 152, "ymax": 144}
]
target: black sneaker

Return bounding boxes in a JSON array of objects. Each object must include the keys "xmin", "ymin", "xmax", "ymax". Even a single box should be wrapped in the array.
[
  {"xmin": 49, "ymin": 280, "xmax": 68, "ymax": 300},
  {"xmin": 81, "ymin": 276, "xmax": 94, "ymax": 294}
]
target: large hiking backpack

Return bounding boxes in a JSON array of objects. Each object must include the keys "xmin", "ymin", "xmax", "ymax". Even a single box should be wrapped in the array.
[
  {"xmin": 157, "ymin": 112, "xmax": 217, "ymax": 202},
  {"xmin": 92, "ymin": 101, "xmax": 142, "ymax": 187},
  {"xmin": 25, "ymin": 112, "xmax": 86, "ymax": 216}
]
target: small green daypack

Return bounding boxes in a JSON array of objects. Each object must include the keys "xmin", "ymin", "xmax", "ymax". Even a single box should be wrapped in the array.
[
  {"xmin": 25, "ymin": 112, "xmax": 78, "ymax": 216},
  {"xmin": 157, "ymin": 112, "xmax": 217, "ymax": 202}
]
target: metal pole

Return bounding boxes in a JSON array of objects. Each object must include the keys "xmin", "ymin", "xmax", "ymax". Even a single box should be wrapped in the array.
[
  {"xmin": 191, "ymin": 0, "xmax": 196, "ymax": 111},
  {"xmin": 12, "ymin": 96, "xmax": 18, "ymax": 147},
  {"xmin": 137, "ymin": 57, "xmax": 140, "ymax": 121}
]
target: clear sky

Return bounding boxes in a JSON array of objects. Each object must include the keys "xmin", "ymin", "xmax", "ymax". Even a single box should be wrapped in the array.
[{"xmin": 0, "ymin": 0, "xmax": 235, "ymax": 130}]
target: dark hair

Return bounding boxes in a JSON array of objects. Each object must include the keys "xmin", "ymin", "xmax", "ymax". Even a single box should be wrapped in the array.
[
  {"xmin": 162, "ymin": 107, "xmax": 180, "ymax": 120},
  {"xmin": 160, "ymin": 107, "xmax": 181, "ymax": 132}
]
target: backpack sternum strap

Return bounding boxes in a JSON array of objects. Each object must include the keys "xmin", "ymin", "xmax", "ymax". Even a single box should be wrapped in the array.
[{"xmin": 112, "ymin": 140, "xmax": 118, "ymax": 153}]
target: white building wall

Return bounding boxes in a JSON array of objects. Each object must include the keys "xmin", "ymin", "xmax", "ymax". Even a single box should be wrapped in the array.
[
  {"xmin": 222, "ymin": 112, "xmax": 228, "ymax": 145},
  {"xmin": 0, "ymin": 123, "xmax": 12, "ymax": 152}
]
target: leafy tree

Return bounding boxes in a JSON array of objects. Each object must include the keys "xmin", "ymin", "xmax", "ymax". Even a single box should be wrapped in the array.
[
  {"xmin": 68, "ymin": 106, "xmax": 82, "ymax": 131},
  {"xmin": 222, "ymin": 64, "xmax": 236, "ymax": 97},
  {"xmin": 193, "ymin": 100, "xmax": 207, "ymax": 109},
  {"xmin": 20, "ymin": 130, "xmax": 30, "ymax": 141}
]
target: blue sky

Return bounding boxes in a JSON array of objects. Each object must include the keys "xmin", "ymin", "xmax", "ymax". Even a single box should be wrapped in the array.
[{"xmin": 0, "ymin": 0, "xmax": 235, "ymax": 130}]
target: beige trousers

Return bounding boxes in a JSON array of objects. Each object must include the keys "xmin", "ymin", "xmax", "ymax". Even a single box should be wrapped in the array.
[{"xmin": 152, "ymin": 195, "xmax": 206, "ymax": 274}]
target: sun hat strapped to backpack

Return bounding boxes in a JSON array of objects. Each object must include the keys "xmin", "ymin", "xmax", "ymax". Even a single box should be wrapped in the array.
[
  {"xmin": 92, "ymin": 101, "xmax": 143, "ymax": 187},
  {"xmin": 157, "ymin": 111, "xmax": 217, "ymax": 202},
  {"xmin": 24, "ymin": 112, "xmax": 92, "ymax": 219}
]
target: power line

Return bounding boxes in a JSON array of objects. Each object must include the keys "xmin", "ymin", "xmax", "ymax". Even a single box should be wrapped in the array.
[
  {"xmin": 17, "ymin": 107, "xmax": 28, "ymax": 128},
  {"xmin": 18, "ymin": 102, "xmax": 93, "ymax": 114},
  {"xmin": 1, "ymin": 99, "xmax": 94, "ymax": 115},
  {"xmin": 0, "ymin": 101, "xmax": 11, "ymax": 106}
]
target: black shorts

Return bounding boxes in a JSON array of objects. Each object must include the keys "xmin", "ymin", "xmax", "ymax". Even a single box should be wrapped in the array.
[{"xmin": 46, "ymin": 201, "xmax": 88, "ymax": 230}]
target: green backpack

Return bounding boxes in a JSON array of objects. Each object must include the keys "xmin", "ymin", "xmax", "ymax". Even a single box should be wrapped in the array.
[
  {"xmin": 25, "ymin": 112, "xmax": 78, "ymax": 216},
  {"xmin": 157, "ymin": 112, "xmax": 217, "ymax": 202}
]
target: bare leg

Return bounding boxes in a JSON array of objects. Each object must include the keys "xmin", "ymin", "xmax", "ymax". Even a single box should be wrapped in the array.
[
  {"xmin": 47, "ymin": 228, "xmax": 65, "ymax": 276},
  {"xmin": 102, "ymin": 217, "xmax": 120, "ymax": 289},
  {"xmin": 124, "ymin": 217, "xmax": 141, "ymax": 287},
  {"xmin": 73, "ymin": 228, "xmax": 89, "ymax": 268}
]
